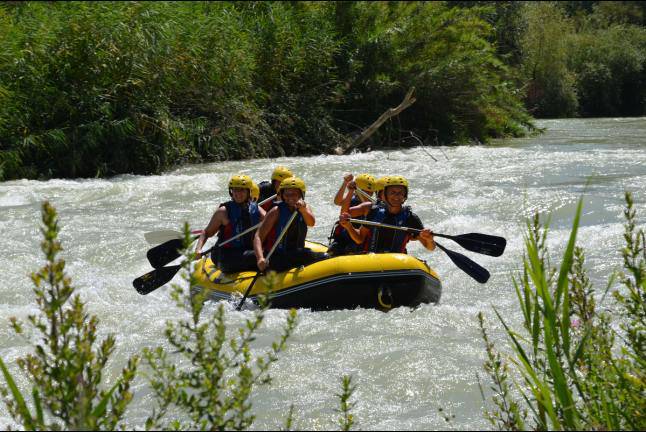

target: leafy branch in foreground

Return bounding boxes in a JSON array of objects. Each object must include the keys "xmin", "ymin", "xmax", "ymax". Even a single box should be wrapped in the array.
[
  {"xmin": 336, "ymin": 375, "xmax": 357, "ymax": 431},
  {"xmin": 142, "ymin": 224, "xmax": 299, "ymax": 430},
  {"xmin": 478, "ymin": 192, "xmax": 646, "ymax": 431},
  {"xmin": 0, "ymin": 202, "xmax": 138, "ymax": 430},
  {"xmin": 0, "ymin": 207, "xmax": 359, "ymax": 430}
]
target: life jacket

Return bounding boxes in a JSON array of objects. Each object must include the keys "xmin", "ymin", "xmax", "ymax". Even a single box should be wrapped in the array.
[
  {"xmin": 217, "ymin": 201, "xmax": 261, "ymax": 249},
  {"xmin": 265, "ymin": 201, "xmax": 307, "ymax": 252},
  {"xmin": 363, "ymin": 205, "xmax": 412, "ymax": 253},
  {"xmin": 329, "ymin": 195, "xmax": 374, "ymax": 245}
]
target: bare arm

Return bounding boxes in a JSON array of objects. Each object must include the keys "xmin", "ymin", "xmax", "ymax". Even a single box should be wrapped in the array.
[
  {"xmin": 333, "ymin": 173, "xmax": 353, "ymax": 206},
  {"xmin": 348, "ymin": 200, "xmax": 372, "ymax": 218},
  {"xmin": 297, "ymin": 200, "xmax": 315, "ymax": 226},
  {"xmin": 253, "ymin": 207, "xmax": 279, "ymax": 270},
  {"xmin": 415, "ymin": 229, "xmax": 436, "ymax": 251},
  {"xmin": 338, "ymin": 212, "xmax": 369, "ymax": 245},
  {"xmin": 195, "ymin": 206, "xmax": 228, "ymax": 257}
]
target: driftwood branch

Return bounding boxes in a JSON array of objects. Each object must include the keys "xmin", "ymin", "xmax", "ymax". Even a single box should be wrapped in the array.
[{"xmin": 335, "ymin": 87, "xmax": 416, "ymax": 155}]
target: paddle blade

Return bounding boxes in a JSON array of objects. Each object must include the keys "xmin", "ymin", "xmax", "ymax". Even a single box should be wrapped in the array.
[
  {"xmin": 145, "ymin": 229, "xmax": 204, "ymax": 245},
  {"xmin": 133, "ymin": 265, "xmax": 181, "ymax": 295},
  {"xmin": 147, "ymin": 238, "xmax": 185, "ymax": 268},
  {"xmin": 440, "ymin": 233, "xmax": 507, "ymax": 257},
  {"xmin": 144, "ymin": 230, "xmax": 182, "ymax": 245},
  {"xmin": 146, "ymin": 235, "xmax": 199, "ymax": 268},
  {"xmin": 436, "ymin": 242, "xmax": 490, "ymax": 284}
]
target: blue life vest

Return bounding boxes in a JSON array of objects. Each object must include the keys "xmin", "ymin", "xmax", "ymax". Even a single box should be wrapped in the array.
[
  {"xmin": 365, "ymin": 205, "xmax": 412, "ymax": 253},
  {"xmin": 217, "ymin": 201, "xmax": 260, "ymax": 249},
  {"xmin": 272, "ymin": 201, "xmax": 307, "ymax": 252}
]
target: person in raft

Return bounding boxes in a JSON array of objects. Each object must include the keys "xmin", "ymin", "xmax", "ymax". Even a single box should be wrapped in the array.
[
  {"xmin": 257, "ymin": 166, "xmax": 294, "ymax": 211},
  {"xmin": 338, "ymin": 176, "xmax": 436, "ymax": 254},
  {"xmin": 254, "ymin": 176, "xmax": 328, "ymax": 272},
  {"xmin": 328, "ymin": 173, "xmax": 377, "ymax": 256},
  {"xmin": 250, "ymin": 181, "xmax": 260, "ymax": 203},
  {"xmin": 340, "ymin": 175, "xmax": 389, "ymax": 219},
  {"xmin": 194, "ymin": 175, "xmax": 265, "ymax": 272}
]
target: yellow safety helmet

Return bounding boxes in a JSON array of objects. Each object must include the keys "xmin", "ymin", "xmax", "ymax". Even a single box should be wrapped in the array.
[
  {"xmin": 250, "ymin": 181, "xmax": 260, "ymax": 201},
  {"xmin": 355, "ymin": 173, "xmax": 376, "ymax": 193},
  {"xmin": 383, "ymin": 175, "xmax": 409, "ymax": 197},
  {"xmin": 278, "ymin": 176, "xmax": 306, "ymax": 198},
  {"xmin": 271, "ymin": 166, "xmax": 294, "ymax": 182},
  {"xmin": 228, "ymin": 174, "xmax": 253, "ymax": 190},
  {"xmin": 374, "ymin": 176, "xmax": 390, "ymax": 193}
]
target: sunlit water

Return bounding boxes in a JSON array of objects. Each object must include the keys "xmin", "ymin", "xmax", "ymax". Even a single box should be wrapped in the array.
[{"xmin": 1, "ymin": 118, "xmax": 645, "ymax": 430}]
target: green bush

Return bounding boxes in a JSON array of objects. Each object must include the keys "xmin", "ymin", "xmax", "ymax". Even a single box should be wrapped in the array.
[
  {"xmin": 568, "ymin": 24, "xmax": 646, "ymax": 116},
  {"xmin": 521, "ymin": 2, "xmax": 579, "ymax": 118},
  {"xmin": 0, "ymin": 203, "xmax": 358, "ymax": 430},
  {"xmin": 0, "ymin": 202, "xmax": 138, "ymax": 430},
  {"xmin": 478, "ymin": 192, "xmax": 645, "ymax": 430}
]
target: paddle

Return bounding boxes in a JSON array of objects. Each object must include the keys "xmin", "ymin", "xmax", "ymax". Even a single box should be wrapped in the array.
[
  {"xmin": 235, "ymin": 210, "xmax": 299, "ymax": 311},
  {"xmin": 435, "ymin": 242, "xmax": 490, "ymax": 284},
  {"xmin": 346, "ymin": 218, "xmax": 506, "ymax": 257},
  {"xmin": 354, "ymin": 187, "xmax": 376, "ymax": 204},
  {"xmin": 345, "ymin": 218, "xmax": 492, "ymax": 284},
  {"xmin": 145, "ymin": 229, "xmax": 203, "ymax": 245},
  {"xmin": 133, "ymin": 222, "xmax": 263, "ymax": 295},
  {"xmin": 147, "ymin": 235, "xmax": 200, "ymax": 269},
  {"xmin": 143, "ymin": 194, "xmax": 277, "ymax": 245}
]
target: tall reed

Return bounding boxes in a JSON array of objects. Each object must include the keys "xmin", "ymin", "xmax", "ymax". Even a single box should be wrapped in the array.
[{"xmin": 478, "ymin": 192, "xmax": 645, "ymax": 430}]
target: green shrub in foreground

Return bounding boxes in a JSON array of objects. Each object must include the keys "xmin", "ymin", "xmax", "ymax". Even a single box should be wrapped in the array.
[
  {"xmin": 0, "ymin": 202, "xmax": 138, "ymax": 430},
  {"xmin": 142, "ymin": 225, "xmax": 299, "ymax": 430},
  {"xmin": 0, "ymin": 203, "xmax": 358, "ymax": 430},
  {"xmin": 478, "ymin": 192, "xmax": 645, "ymax": 430}
]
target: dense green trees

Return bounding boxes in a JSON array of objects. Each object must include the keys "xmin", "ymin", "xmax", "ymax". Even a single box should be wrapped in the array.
[{"xmin": 0, "ymin": 2, "xmax": 644, "ymax": 180}]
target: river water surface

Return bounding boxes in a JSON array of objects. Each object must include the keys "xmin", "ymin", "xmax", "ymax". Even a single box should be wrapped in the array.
[{"xmin": 1, "ymin": 118, "xmax": 645, "ymax": 430}]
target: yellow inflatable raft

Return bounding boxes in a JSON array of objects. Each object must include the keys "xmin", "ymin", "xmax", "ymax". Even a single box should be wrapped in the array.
[{"xmin": 193, "ymin": 241, "xmax": 441, "ymax": 311}]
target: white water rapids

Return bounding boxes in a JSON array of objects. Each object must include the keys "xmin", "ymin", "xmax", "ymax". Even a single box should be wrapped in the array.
[{"xmin": 1, "ymin": 118, "xmax": 645, "ymax": 429}]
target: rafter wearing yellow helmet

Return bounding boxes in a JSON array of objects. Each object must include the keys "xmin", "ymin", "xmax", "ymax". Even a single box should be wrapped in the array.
[
  {"xmin": 254, "ymin": 176, "xmax": 328, "ymax": 273},
  {"xmin": 278, "ymin": 176, "xmax": 306, "ymax": 198},
  {"xmin": 338, "ymin": 175, "xmax": 437, "ymax": 255},
  {"xmin": 194, "ymin": 175, "xmax": 266, "ymax": 273},
  {"xmin": 329, "ymin": 173, "xmax": 378, "ymax": 256},
  {"xmin": 258, "ymin": 166, "xmax": 295, "ymax": 211},
  {"xmin": 228, "ymin": 174, "xmax": 253, "ymax": 198}
]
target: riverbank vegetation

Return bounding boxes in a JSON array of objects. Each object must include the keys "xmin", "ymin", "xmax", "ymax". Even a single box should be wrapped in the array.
[
  {"xmin": 478, "ymin": 192, "xmax": 645, "ymax": 430},
  {"xmin": 0, "ymin": 2, "xmax": 645, "ymax": 180}
]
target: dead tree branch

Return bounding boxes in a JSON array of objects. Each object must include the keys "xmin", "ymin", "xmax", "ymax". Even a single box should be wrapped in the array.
[{"xmin": 335, "ymin": 87, "xmax": 416, "ymax": 155}]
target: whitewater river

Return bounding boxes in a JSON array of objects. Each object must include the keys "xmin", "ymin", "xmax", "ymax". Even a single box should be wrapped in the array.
[{"xmin": 1, "ymin": 118, "xmax": 645, "ymax": 430}]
